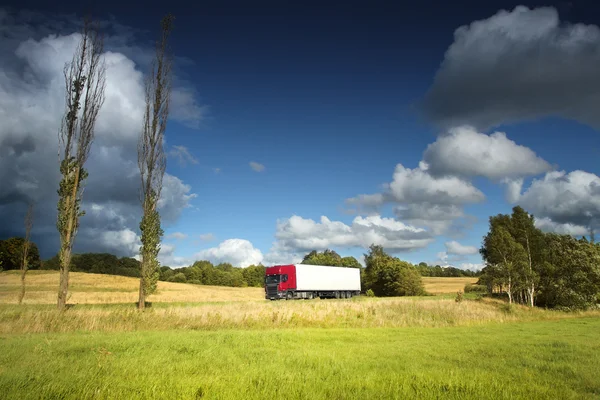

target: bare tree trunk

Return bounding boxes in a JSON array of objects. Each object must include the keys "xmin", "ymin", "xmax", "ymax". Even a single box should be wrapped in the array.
[
  {"xmin": 18, "ymin": 203, "xmax": 34, "ymax": 305},
  {"xmin": 56, "ymin": 18, "xmax": 106, "ymax": 310},
  {"xmin": 137, "ymin": 14, "xmax": 174, "ymax": 310},
  {"xmin": 524, "ymin": 234, "xmax": 535, "ymax": 308}
]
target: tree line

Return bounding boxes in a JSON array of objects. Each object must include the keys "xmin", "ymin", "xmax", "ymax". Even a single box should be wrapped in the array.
[
  {"xmin": 3, "ymin": 206, "xmax": 598, "ymax": 310},
  {"xmin": 478, "ymin": 206, "xmax": 600, "ymax": 310}
]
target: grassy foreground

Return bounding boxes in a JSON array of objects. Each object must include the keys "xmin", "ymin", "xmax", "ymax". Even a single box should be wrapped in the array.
[
  {"xmin": 1, "ymin": 271, "xmax": 598, "ymax": 399},
  {"xmin": 0, "ymin": 317, "xmax": 599, "ymax": 399}
]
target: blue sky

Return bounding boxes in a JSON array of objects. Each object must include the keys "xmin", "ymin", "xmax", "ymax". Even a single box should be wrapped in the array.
[{"xmin": 1, "ymin": 0, "xmax": 599, "ymax": 269}]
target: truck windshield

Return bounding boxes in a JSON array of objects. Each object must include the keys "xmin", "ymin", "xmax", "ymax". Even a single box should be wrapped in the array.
[{"xmin": 265, "ymin": 275, "xmax": 280, "ymax": 284}]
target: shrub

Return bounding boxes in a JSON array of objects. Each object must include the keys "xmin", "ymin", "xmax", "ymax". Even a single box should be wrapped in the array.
[
  {"xmin": 455, "ymin": 291, "xmax": 463, "ymax": 303},
  {"xmin": 167, "ymin": 273, "xmax": 187, "ymax": 283},
  {"xmin": 366, "ymin": 289, "xmax": 375, "ymax": 297},
  {"xmin": 464, "ymin": 283, "xmax": 487, "ymax": 293}
]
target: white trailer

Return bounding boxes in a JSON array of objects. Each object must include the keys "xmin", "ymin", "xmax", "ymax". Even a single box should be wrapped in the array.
[{"xmin": 264, "ymin": 263, "xmax": 362, "ymax": 300}]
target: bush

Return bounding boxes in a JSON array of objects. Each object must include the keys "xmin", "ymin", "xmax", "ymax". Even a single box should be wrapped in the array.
[
  {"xmin": 167, "ymin": 273, "xmax": 187, "ymax": 283},
  {"xmin": 366, "ymin": 289, "xmax": 375, "ymax": 297},
  {"xmin": 464, "ymin": 283, "xmax": 487, "ymax": 293},
  {"xmin": 455, "ymin": 291, "xmax": 463, "ymax": 303}
]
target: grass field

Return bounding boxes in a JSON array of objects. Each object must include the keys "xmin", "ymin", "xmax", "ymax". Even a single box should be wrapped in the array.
[
  {"xmin": 0, "ymin": 271, "xmax": 476, "ymax": 304},
  {"xmin": 0, "ymin": 271, "xmax": 263, "ymax": 304},
  {"xmin": 0, "ymin": 318, "xmax": 599, "ymax": 399},
  {"xmin": 0, "ymin": 271, "xmax": 599, "ymax": 399}
]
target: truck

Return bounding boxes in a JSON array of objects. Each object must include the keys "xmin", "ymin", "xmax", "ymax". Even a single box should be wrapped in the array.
[{"xmin": 264, "ymin": 263, "xmax": 361, "ymax": 300}]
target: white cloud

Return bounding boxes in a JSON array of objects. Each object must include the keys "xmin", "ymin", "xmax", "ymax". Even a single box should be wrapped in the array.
[
  {"xmin": 514, "ymin": 170, "xmax": 600, "ymax": 230},
  {"xmin": 273, "ymin": 215, "xmax": 434, "ymax": 253},
  {"xmin": 262, "ymin": 247, "xmax": 303, "ymax": 267},
  {"xmin": 420, "ymin": 5, "xmax": 600, "ymax": 130},
  {"xmin": 199, "ymin": 233, "xmax": 215, "ymax": 241},
  {"xmin": 423, "ymin": 126, "xmax": 552, "ymax": 180},
  {"xmin": 503, "ymin": 178, "xmax": 524, "ymax": 203},
  {"xmin": 194, "ymin": 239, "xmax": 264, "ymax": 268},
  {"xmin": 249, "ymin": 161, "xmax": 265, "ymax": 172},
  {"xmin": 158, "ymin": 174, "xmax": 197, "ymax": 224},
  {"xmin": 167, "ymin": 232, "xmax": 188, "ymax": 240},
  {"xmin": 459, "ymin": 263, "xmax": 484, "ymax": 271},
  {"xmin": 169, "ymin": 87, "xmax": 208, "ymax": 129},
  {"xmin": 346, "ymin": 162, "xmax": 484, "ymax": 236},
  {"xmin": 393, "ymin": 204, "xmax": 467, "ymax": 236},
  {"xmin": 534, "ymin": 217, "xmax": 589, "ymax": 236},
  {"xmin": 445, "ymin": 240, "xmax": 478, "ymax": 255},
  {"xmin": 386, "ymin": 164, "xmax": 484, "ymax": 205},
  {"xmin": 168, "ymin": 145, "xmax": 198, "ymax": 166}
]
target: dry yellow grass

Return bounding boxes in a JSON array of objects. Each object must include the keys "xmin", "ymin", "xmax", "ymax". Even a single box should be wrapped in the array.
[
  {"xmin": 2, "ymin": 296, "xmax": 596, "ymax": 334},
  {"xmin": 1, "ymin": 271, "xmax": 598, "ymax": 335},
  {"xmin": 422, "ymin": 276, "xmax": 478, "ymax": 294},
  {"xmin": 1, "ymin": 271, "xmax": 477, "ymax": 305},
  {"xmin": 0, "ymin": 271, "xmax": 263, "ymax": 304}
]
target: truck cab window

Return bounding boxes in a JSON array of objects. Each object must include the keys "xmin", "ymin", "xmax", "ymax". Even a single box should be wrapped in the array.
[{"xmin": 282, "ymin": 274, "xmax": 288, "ymax": 282}]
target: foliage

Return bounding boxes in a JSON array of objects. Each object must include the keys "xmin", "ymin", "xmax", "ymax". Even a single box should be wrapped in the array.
[
  {"xmin": 480, "ymin": 206, "xmax": 600, "ymax": 310},
  {"xmin": 301, "ymin": 249, "xmax": 361, "ymax": 268},
  {"xmin": 455, "ymin": 291, "xmax": 463, "ymax": 303},
  {"xmin": 160, "ymin": 261, "xmax": 265, "ymax": 288},
  {"xmin": 363, "ymin": 245, "xmax": 425, "ymax": 297},
  {"xmin": 365, "ymin": 289, "xmax": 375, "ymax": 297},
  {"xmin": 416, "ymin": 262, "xmax": 480, "ymax": 277},
  {"xmin": 535, "ymin": 233, "xmax": 600, "ymax": 310},
  {"xmin": 18, "ymin": 204, "xmax": 34, "ymax": 305},
  {"xmin": 137, "ymin": 14, "xmax": 174, "ymax": 310},
  {"xmin": 0, "ymin": 238, "xmax": 41, "ymax": 271},
  {"xmin": 42, "ymin": 253, "xmax": 141, "ymax": 277},
  {"xmin": 167, "ymin": 272, "xmax": 186, "ymax": 283},
  {"xmin": 56, "ymin": 18, "xmax": 106, "ymax": 310},
  {"xmin": 138, "ymin": 191, "xmax": 163, "ymax": 299},
  {"xmin": 464, "ymin": 283, "xmax": 487, "ymax": 293}
]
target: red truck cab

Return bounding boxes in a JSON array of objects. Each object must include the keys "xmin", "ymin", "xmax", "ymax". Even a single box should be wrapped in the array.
[{"xmin": 265, "ymin": 265, "xmax": 296, "ymax": 300}]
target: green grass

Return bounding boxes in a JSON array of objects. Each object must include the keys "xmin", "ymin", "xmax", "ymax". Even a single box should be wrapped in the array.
[{"xmin": 0, "ymin": 317, "xmax": 599, "ymax": 399}]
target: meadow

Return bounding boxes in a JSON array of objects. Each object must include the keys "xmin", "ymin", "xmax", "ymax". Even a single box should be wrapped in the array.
[{"xmin": 0, "ymin": 270, "xmax": 599, "ymax": 399}]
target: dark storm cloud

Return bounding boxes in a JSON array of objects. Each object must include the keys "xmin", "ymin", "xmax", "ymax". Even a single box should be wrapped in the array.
[{"xmin": 419, "ymin": 6, "xmax": 600, "ymax": 131}]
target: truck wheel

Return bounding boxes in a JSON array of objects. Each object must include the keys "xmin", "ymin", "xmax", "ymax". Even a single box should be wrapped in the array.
[
  {"xmin": 346, "ymin": 291, "xmax": 351, "ymax": 299},
  {"xmin": 335, "ymin": 291, "xmax": 340, "ymax": 299},
  {"xmin": 308, "ymin": 292, "xmax": 314, "ymax": 300},
  {"xmin": 286, "ymin": 291, "xmax": 293, "ymax": 300}
]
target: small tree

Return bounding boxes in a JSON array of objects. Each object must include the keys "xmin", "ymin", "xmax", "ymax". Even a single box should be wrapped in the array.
[
  {"xmin": 18, "ymin": 203, "xmax": 34, "ymax": 305},
  {"xmin": 56, "ymin": 18, "xmax": 106, "ymax": 309},
  {"xmin": 137, "ymin": 14, "xmax": 174, "ymax": 310},
  {"xmin": 363, "ymin": 245, "xmax": 425, "ymax": 297}
]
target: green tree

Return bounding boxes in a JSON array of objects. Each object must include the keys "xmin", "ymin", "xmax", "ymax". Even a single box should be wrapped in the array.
[
  {"xmin": 481, "ymin": 223, "xmax": 527, "ymax": 304},
  {"xmin": 242, "ymin": 264, "xmax": 266, "ymax": 287},
  {"xmin": 302, "ymin": 249, "xmax": 343, "ymax": 266},
  {"xmin": 537, "ymin": 234, "xmax": 600, "ymax": 309},
  {"xmin": 363, "ymin": 245, "xmax": 425, "ymax": 297},
  {"xmin": 0, "ymin": 237, "xmax": 41, "ymax": 271},
  {"xmin": 56, "ymin": 19, "xmax": 106, "ymax": 310},
  {"xmin": 508, "ymin": 206, "xmax": 544, "ymax": 307},
  {"xmin": 137, "ymin": 14, "xmax": 175, "ymax": 310},
  {"xmin": 340, "ymin": 256, "xmax": 361, "ymax": 268},
  {"xmin": 18, "ymin": 204, "xmax": 34, "ymax": 305}
]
